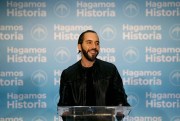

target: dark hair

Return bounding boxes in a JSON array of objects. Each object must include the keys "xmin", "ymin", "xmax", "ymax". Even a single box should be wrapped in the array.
[{"xmin": 78, "ymin": 30, "xmax": 97, "ymax": 44}]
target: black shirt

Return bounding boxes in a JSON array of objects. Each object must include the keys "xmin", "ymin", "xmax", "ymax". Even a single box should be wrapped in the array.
[{"xmin": 82, "ymin": 66, "xmax": 96, "ymax": 106}]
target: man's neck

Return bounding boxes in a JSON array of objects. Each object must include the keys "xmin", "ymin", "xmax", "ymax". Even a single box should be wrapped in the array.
[{"xmin": 81, "ymin": 58, "xmax": 95, "ymax": 68}]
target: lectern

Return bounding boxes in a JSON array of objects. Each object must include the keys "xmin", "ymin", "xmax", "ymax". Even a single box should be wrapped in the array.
[{"xmin": 58, "ymin": 106, "xmax": 131, "ymax": 121}]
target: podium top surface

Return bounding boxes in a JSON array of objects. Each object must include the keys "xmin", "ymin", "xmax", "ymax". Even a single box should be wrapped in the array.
[{"xmin": 58, "ymin": 106, "xmax": 131, "ymax": 116}]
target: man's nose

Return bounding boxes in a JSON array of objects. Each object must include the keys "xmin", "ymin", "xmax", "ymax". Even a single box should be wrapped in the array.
[{"xmin": 92, "ymin": 42, "xmax": 97, "ymax": 48}]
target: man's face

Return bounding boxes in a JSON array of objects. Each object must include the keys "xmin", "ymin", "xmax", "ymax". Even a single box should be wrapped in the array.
[{"xmin": 80, "ymin": 32, "xmax": 100, "ymax": 61}]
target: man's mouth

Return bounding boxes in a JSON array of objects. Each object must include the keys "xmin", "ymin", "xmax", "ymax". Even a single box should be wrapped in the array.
[{"xmin": 89, "ymin": 49, "xmax": 97, "ymax": 54}]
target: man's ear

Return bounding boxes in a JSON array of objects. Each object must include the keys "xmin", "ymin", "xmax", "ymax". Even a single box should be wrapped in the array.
[{"xmin": 78, "ymin": 44, "xmax": 82, "ymax": 52}]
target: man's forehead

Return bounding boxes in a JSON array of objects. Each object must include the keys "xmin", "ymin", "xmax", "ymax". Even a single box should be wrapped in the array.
[
  {"xmin": 84, "ymin": 32, "xmax": 97, "ymax": 36},
  {"xmin": 84, "ymin": 32, "xmax": 99, "ymax": 39}
]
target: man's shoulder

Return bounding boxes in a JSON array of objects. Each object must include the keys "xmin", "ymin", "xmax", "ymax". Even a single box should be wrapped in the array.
[
  {"xmin": 96, "ymin": 59, "xmax": 116, "ymax": 69},
  {"xmin": 63, "ymin": 61, "xmax": 80, "ymax": 73}
]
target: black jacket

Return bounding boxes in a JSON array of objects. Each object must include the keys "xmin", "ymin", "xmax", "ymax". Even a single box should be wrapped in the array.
[{"xmin": 58, "ymin": 59, "xmax": 130, "ymax": 106}]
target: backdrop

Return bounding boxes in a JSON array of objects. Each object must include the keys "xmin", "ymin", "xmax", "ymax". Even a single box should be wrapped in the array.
[{"xmin": 0, "ymin": 0, "xmax": 180, "ymax": 121}]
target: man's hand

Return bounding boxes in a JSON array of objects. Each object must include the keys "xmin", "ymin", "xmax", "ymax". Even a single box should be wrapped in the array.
[{"xmin": 116, "ymin": 112, "xmax": 125, "ymax": 121}]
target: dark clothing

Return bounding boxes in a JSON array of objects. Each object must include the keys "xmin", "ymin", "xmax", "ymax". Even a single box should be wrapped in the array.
[
  {"xmin": 58, "ymin": 59, "xmax": 130, "ymax": 106},
  {"xmin": 84, "ymin": 66, "xmax": 96, "ymax": 106}
]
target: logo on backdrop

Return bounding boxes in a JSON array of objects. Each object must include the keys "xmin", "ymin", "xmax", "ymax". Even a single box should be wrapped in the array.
[
  {"xmin": 123, "ymin": 1, "xmax": 139, "ymax": 17},
  {"xmin": 145, "ymin": 46, "xmax": 180, "ymax": 63},
  {"xmin": 100, "ymin": 25, "xmax": 116, "ymax": 41},
  {"xmin": 145, "ymin": 1, "xmax": 180, "ymax": 17},
  {"xmin": 169, "ymin": 24, "xmax": 180, "ymax": 41},
  {"xmin": 31, "ymin": 70, "xmax": 48, "ymax": 87},
  {"xmin": 54, "ymin": 94, "xmax": 59, "ymax": 108},
  {"xmin": 31, "ymin": 24, "xmax": 48, "ymax": 41},
  {"xmin": 0, "ymin": 25, "xmax": 24, "ymax": 41},
  {"xmin": 6, "ymin": 1, "xmax": 47, "ymax": 17},
  {"xmin": 127, "ymin": 93, "xmax": 139, "ymax": 107},
  {"xmin": 54, "ymin": 69, "xmax": 61, "ymax": 85},
  {"xmin": 54, "ymin": 47, "xmax": 71, "ymax": 63},
  {"xmin": 0, "ymin": 71, "xmax": 24, "ymax": 86},
  {"xmin": 122, "ymin": 69, "xmax": 162, "ymax": 86},
  {"xmin": 54, "ymin": 1, "xmax": 70, "ymax": 17},
  {"xmin": 76, "ymin": 1, "xmax": 116, "ymax": 17},
  {"xmin": 97, "ymin": 48, "xmax": 116, "ymax": 63},
  {"xmin": 171, "ymin": 116, "xmax": 180, "ymax": 121},
  {"xmin": 146, "ymin": 92, "xmax": 180, "ymax": 108},
  {"xmin": 122, "ymin": 24, "xmax": 162, "ymax": 40},
  {"xmin": 32, "ymin": 116, "xmax": 47, "ymax": 121},
  {"xmin": 123, "ymin": 47, "xmax": 139, "ymax": 63},
  {"xmin": 53, "ymin": 24, "xmax": 92, "ymax": 40},
  {"xmin": 169, "ymin": 70, "xmax": 180, "ymax": 86}
]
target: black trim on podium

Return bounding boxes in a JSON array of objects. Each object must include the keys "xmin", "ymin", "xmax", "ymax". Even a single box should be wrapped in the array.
[{"xmin": 58, "ymin": 106, "xmax": 131, "ymax": 121}]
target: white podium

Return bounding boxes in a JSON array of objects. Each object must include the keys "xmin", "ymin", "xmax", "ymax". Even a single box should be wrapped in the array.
[{"xmin": 58, "ymin": 106, "xmax": 131, "ymax": 121}]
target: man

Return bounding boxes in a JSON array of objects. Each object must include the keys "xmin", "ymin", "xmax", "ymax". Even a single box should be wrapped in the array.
[{"xmin": 58, "ymin": 30, "xmax": 130, "ymax": 120}]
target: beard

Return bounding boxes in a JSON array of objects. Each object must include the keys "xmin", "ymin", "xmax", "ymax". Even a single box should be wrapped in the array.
[{"xmin": 81, "ymin": 47, "xmax": 99, "ymax": 62}]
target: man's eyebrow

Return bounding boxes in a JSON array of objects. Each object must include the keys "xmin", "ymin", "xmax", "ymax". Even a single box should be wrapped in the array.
[
  {"xmin": 84, "ymin": 40, "xmax": 99, "ymax": 43},
  {"xmin": 85, "ymin": 40, "xmax": 92, "ymax": 41}
]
